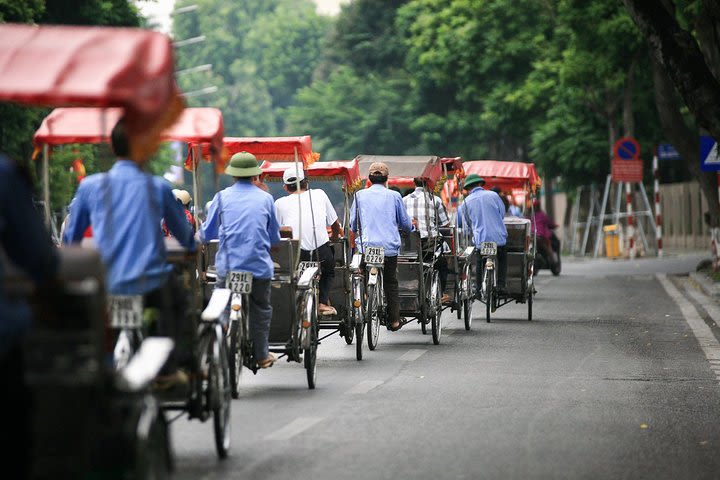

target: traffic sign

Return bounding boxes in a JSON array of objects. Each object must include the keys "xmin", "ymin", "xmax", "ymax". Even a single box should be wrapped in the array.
[
  {"xmin": 613, "ymin": 137, "xmax": 641, "ymax": 161},
  {"xmin": 657, "ymin": 143, "xmax": 681, "ymax": 161},
  {"xmin": 611, "ymin": 158, "xmax": 643, "ymax": 183},
  {"xmin": 700, "ymin": 135, "xmax": 719, "ymax": 171}
]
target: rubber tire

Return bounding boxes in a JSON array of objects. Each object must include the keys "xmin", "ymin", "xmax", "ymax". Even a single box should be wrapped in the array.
[
  {"xmin": 228, "ymin": 320, "xmax": 241, "ymax": 399},
  {"xmin": 367, "ymin": 284, "xmax": 380, "ymax": 351},
  {"xmin": 135, "ymin": 410, "xmax": 172, "ymax": 480},
  {"xmin": 431, "ymin": 274, "xmax": 442, "ymax": 345},
  {"xmin": 463, "ymin": 299, "xmax": 472, "ymax": 331},
  {"xmin": 343, "ymin": 318, "xmax": 354, "ymax": 345},
  {"xmin": 551, "ymin": 256, "xmax": 561, "ymax": 276},
  {"xmin": 212, "ymin": 336, "xmax": 231, "ymax": 459},
  {"xmin": 528, "ymin": 289, "xmax": 533, "ymax": 321},
  {"xmin": 485, "ymin": 269, "xmax": 493, "ymax": 323},
  {"xmin": 421, "ymin": 309, "xmax": 428, "ymax": 335},
  {"xmin": 304, "ymin": 324, "xmax": 317, "ymax": 390},
  {"xmin": 355, "ymin": 321, "xmax": 364, "ymax": 361}
]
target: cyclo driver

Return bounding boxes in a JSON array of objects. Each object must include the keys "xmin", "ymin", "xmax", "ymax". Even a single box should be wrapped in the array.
[
  {"xmin": 457, "ymin": 174, "xmax": 508, "ymax": 296},
  {"xmin": 63, "ymin": 117, "xmax": 196, "ymax": 389},
  {"xmin": 350, "ymin": 162, "xmax": 413, "ymax": 331},
  {"xmin": 201, "ymin": 152, "xmax": 281, "ymax": 369}
]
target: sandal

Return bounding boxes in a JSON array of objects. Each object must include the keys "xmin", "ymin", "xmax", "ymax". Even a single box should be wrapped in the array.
[
  {"xmin": 257, "ymin": 353, "xmax": 277, "ymax": 369},
  {"xmin": 388, "ymin": 321, "xmax": 402, "ymax": 332}
]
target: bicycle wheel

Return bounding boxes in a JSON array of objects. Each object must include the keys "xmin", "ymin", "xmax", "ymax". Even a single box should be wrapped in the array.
[
  {"xmin": 527, "ymin": 288, "xmax": 533, "ymax": 321},
  {"xmin": 210, "ymin": 328, "xmax": 231, "ymax": 459},
  {"xmin": 485, "ymin": 267, "xmax": 493, "ymax": 323},
  {"xmin": 430, "ymin": 273, "xmax": 442, "ymax": 345},
  {"xmin": 463, "ymin": 299, "xmax": 472, "ymax": 330},
  {"xmin": 353, "ymin": 280, "xmax": 365, "ymax": 361},
  {"xmin": 343, "ymin": 316, "xmax": 355, "ymax": 345},
  {"xmin": 366, "ymin": 283, "xmax": 380, "ymax": 351},
  {"xmin": 305, "ymin": 322, "xmax": 318, "ymax": 390},
  {"xmin": 228, "ymin": 319, "xmax": 241, "ymax": 399}
]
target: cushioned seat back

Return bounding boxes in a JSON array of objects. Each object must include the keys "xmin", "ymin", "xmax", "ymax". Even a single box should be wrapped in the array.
[
  {"xmin": 504, "ymin": 218, "xmax": 530, "ymax": 253},
  {"xmin": 271, "ymin": 239, "xmax": 298, "ymax": 277},
  {"xmin": 399, "ymin": 231, "xmax": 421, "ymax": 260}
]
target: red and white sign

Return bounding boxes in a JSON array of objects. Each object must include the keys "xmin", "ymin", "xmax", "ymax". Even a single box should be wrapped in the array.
[{"xmin": 611, "ymin": 158, "xmax": 643, "ymax": 183}]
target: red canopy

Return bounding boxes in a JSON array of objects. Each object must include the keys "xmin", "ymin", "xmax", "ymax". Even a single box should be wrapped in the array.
[
  {"xmin": 33, "ymin": 107, "xmax": 224, "ymax": 162},
  {"xmin": 261, "ymin": 160, "xmax": 360, "ymax": 186},
  {"xmin": 462, "ymin": 160, "xmax": 541, "ymax": 193},
  {"xmin": 356, "ymin": 155, "xmax": 444, "ymax": 190},
  {"xmin": 189, "ymin": 135, "xmax": 319, "ymax": 172},
  {"xmin": 0, "ymin": 23, "xmax": 184, "ymax": 159}
]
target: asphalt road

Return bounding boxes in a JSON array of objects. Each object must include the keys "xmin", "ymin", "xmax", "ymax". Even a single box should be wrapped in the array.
[{"xmin": 172, "ymin": 251, "xmax": 720, "ymax": 480}]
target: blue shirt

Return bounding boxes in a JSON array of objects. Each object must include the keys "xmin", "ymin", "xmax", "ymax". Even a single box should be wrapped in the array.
[
  {"xmin": 350, "ymin": 184, "xmax": 413, "ymax": 256},
  {"xmin": 63, "ymin": 160, "xmax": 194, "ymax": 295},
  {"xmin": 201, "ymin": 181, "xmax": 281, "ymax": 280},
  {"xmin": 0, "ymin": 157, "xmax": 59, "ymax": 356},
  {"xmin": 457, "ymin": 187, "xmax": 508, "ymax": 247}
]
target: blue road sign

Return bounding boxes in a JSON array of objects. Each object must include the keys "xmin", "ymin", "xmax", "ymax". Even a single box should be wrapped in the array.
[
  {"xmin": 700, "ymin": 135, "xmax": 720, "ymax": 171},
  {"xmin": 657, "ymin": 144, "xmax": 681, "ymax": 161}
]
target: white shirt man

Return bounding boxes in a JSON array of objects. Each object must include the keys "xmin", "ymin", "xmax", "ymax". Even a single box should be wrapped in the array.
[{"xmin": 274, "ymin": 166, "xmax": 342, "ymax": 315}]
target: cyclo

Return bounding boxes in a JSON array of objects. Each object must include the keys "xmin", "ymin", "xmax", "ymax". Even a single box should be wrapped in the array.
[
  {"xmin": 260, "ymin": 158, "xmax": 370, "ymax": 360},
  {"xmin": 355, "ymin": 155, "xmax": 445, "ymax": 345},
  {"xmin": 199, "ymin": 136, "xmax": 321, "ymax": 390},
  {"xmin": 461, "ymin": 160, "xmax": 541, "ymax": 322},
  {"xmin": 437, "ymin": 157, "xmax": 476, "ymax": 331},
  {"xmin": 0, "ymin": 23, "xmax": 191, "ymax": 477}
]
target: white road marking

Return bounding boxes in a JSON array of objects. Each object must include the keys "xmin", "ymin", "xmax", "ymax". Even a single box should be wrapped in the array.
[
  {"xmin": 398, "ymin": 349, "xmax": 427, "ymax": 361},
  {"xmin": 264, "ymin": 417, "xmax": 323, "ymax": 441},
  {"xmin": 685, "ymin": 286, "xmax": 720, "ymax": 325},
  {"xmin": 657, "ymin": 275, "xmax": 720, "ymax": 372},
  {"xmin": 345, "ymin": 380, "xmax": 383, "ymax": 395}
]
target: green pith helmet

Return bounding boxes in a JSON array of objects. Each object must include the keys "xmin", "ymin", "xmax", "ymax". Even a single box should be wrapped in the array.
[
  {"xmin": 463, "ymin": 174, "xmax": 485, "ymax": 190},
  {"xmin": 224, "ymin": 151, "xmax": 261, "ymax": 177}
]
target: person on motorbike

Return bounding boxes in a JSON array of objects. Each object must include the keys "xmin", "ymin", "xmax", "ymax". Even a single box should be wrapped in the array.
[
  {"xmin": 63, "ymin": 117, "xmax": 196, "ymax": 389},
  {"xmin": 531, "ymin": 198, "xmax": 559, "ymax": 267},
  {"xmin": 201, "ymin": 152, "xmax": 281, "ymax": 369},
  {"xmin": 457, "ymin": 174, "xmax": 508, "ymax": 296},
  {"xmin": 350, "ymin": 162, "xmax": 414, "ymax": 331}
]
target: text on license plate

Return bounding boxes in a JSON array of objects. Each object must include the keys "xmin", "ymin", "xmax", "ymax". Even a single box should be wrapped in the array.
[
  {"xmin": 365, "ymin": 247, "xmax": 385, "ymax": 265},
  {"xmin": 480, "ymin": 242, "xmax": 497, "ymax": 256},
  {"xmin": 110, "ymin": 295, "xmax": 143, "ymax": 329},
  {"xmin": 227, "ymin": 271, "xmax": 253, "ymax": 294},
  {"xmin": 297, "ymin": 261, "xmax": 319, "ymax": 276}
]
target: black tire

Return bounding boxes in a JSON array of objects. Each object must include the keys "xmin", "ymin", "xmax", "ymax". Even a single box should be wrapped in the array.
[
  {"xmin": 421, "ymin": 310, "xmax": 428, "ymax": 335},
  {"xmin": 528, "ymin": 288, "xmax": 533, "ymax": 321},
  {"xmin": 456, "ymin": 302, "xmax": 462, "ymax": 320},
  {"xmin": 228, "ymin": 319, "xmax": 241, "ymax": 399},
  {"xmin": 430, "ymin": 274, "xmax": 442, "ymax": 345},
  {"xmin": 305, "ymin": 324, "xmax": 317, "ymax": 390},
  {"xmin": 463, "ymin": 299, "xmax": 472, "ymax": 331},
  {"xmin": 366, "ymin": 283, "xmax": 380, "ymax": 351},
  {"xmin": 343, "ymin": 319, "xmax": 354, "ymax": 345},
  {"xmin": 355, "ymin": 321, "xmax": 364, "ymax": 361},
  {"xmin": 135, "ymin": 409, "xmax": 172, "ymax": 480},
  {"xmin": 551, "ymin": 256, "xmax": 561, "ymax": 276},
  {"xmin": 485, "ymin": 268, "xmax": 493, "ymax": 323},
  {"xmin": 212, "ymin": 333, "xmax": 231, "ymax": 459}
]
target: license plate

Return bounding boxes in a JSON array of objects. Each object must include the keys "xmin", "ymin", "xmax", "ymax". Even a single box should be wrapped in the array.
[
  {"xmin": 365, "ymin": 247, "xmax": 385, "ymax": 265},
  {"xmin": 227, "ymin": 271, "xmax": 253, "ymax": 294},
  {"xmin": 297, "ymin": 261, "xmax": 319, "ymax": 276},
  {"xmin": 109, "ymin": 295, "xmax": 143, "ymax": 329},
  {"xmin": 480, "ymin": 242, "xmax": 497, "ymax": 256}
]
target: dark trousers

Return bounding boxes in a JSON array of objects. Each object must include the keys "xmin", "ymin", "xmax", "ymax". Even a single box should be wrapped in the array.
[
  {"xmin": 1, "ymin": 345, "xmax": 30, "ymax": 479},
  {"xmin": 383, "ymin": 256, "xmax": 400, "ymax": 323},
  {"xmin": 476, "ymin": 245, "xmax": 507, "ymax": 291},
  {"xmin": 300, "ymin": 242, "xmax": 335, "ymax": 304},
  {"xmin": 216, "ymin": 276, "xmax": 272, "ymax": 360},
  {"xmin": 143, "ymin": 270, "xmax": 194, "ymax": 373}
]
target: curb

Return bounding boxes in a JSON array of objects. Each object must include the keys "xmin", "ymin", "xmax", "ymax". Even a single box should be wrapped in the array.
[{"xmin": 689, "ymin": 272, "xmax": 720, "ymax": 298}]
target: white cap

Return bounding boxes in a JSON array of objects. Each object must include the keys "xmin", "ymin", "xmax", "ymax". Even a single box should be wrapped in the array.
[
  {"xmin": 172, "ymin": 189, "xmax": 192, "ymax": 205},
  {"xmin": 283, "ymin": 166, "xmax": 306, "ymax": 185}
]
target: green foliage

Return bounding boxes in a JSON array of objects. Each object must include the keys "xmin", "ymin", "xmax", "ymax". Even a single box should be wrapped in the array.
[
  {"xmin": 286, "ymin": 66, "xmax": 417, "ymax": 159},
  {"xmin": 172, "ymin": 0, "xmax": 330, "ymax": 134},
  {"xmin": 0, "ymin": 0, "xmax": 43, "ymax": 22}
]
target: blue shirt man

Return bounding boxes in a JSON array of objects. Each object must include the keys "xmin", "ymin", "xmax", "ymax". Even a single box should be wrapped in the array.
[
  {"xmin": 349, "ymin": 161, "xmax": 413, "ymax": 331},
  {"xmin": 457, "ymin": 174, "xmax": 508, "ymax": 292},
  {"xmin": 201, "ymin": 151, "xmax": 280, "ymax": 368},
  {"xmin": 64, "ymin": 117, "xmax": 195, "ymax": 383}
]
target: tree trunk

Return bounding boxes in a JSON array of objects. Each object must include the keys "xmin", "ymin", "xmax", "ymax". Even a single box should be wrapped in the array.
[
  {"xmin": 622, "ymin": 54, "xmax": 639, "ymax": 136},
  {"xmin": 624, "ymin": 0, "xmax": 720, "ymax": 144},
  {"xmin": 652, "ymin": 57, "xmax": 720, "ymax": 227}
]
